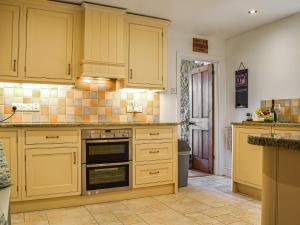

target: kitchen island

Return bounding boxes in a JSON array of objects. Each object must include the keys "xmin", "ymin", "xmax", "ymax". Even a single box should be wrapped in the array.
[{"xmin": 248, "ymin": 133, "xmax": 300, "ymax": 225}]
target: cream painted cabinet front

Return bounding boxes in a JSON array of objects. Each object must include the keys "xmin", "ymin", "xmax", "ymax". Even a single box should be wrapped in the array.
[
  {"xmin": 273, "ymin": 127, "xmax": 300, "ymax": 134},
  {"xmin": 233, "ymin": 126, "xmax": 271, "ymax": 190},
  {"xmin": 82, "ymin": 4, "xmax": 126, "ymax": 79},
  {"xmin": 25, "ymin": 7, "xmax": 74, "ymax": 81},
  {"xmin": 0, "ymin": 3, "xmax": 20, "ymax": 78},
  {"xmin": 25, "ymin": 147, "xmax": 78, "ymax": 199},
  {"xmin": 126, "ymin": 15, "xmax": 169, "ymax": 89},
  {"xmin": 0, "ymin": 131, "xmax": 19, "ymax": 201}
]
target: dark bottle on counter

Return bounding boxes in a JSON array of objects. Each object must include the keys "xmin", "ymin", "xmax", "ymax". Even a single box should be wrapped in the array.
[{"xmin": 271, "ymin": 99, "xmax": 277, "ymax": 122}]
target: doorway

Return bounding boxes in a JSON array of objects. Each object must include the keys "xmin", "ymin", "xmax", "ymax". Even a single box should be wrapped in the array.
[{"xmin": 180, "ymin": 59, "xmax": 215, "ymax": 175}]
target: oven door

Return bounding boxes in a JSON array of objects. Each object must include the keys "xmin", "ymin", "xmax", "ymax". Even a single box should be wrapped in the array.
[
  {"xmin": 82, "ymin": 162, "xmax": 132, "ymax": 195},
  {"xmin": 83, "ymin": 139, "xmax": 131, "ymax": 164}
]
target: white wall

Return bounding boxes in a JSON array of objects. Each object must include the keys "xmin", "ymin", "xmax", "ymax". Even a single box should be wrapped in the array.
[
  {"xmin": 226, "ymin": 13, "xmax": 300, "ymax": 123},
  {"xmin": 225, "ymin": 12, "xmax": 300, "ymax": 171}
]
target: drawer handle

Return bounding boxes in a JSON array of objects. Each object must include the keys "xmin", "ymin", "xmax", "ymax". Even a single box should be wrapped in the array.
[
  {"xmin": 45, "ymin": 136, "xmax": 59, "ymax": 139},
  {"xmin": 149, "ymin": 150, "xmax": 160, "ymax": 154},
  {"xmin": 149, "ymin": 170, "xmax": 160, "ymax": 175},
  {"xmin": 149, "ymin": 132, "xmax": 160, "ymax": 136},
  {"xmin": 13, "ymin": 59, "xmax": 17, "ymax": 72}
]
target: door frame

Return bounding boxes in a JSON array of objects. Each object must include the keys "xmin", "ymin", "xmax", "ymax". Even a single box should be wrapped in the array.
[{"xmin": 176, "ymin": 51, "xmax": 227, "ymax": 176}]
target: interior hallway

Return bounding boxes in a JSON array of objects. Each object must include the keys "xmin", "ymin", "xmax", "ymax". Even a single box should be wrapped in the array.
[{"xmin": 11, "ymin": 176, "xmax": 261, "ymax": 225}]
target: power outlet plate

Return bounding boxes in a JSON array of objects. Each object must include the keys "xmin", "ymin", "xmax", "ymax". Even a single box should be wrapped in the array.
[{"xmin": 12, "ymin": 103, "xmax": 40, "ymax": 112}]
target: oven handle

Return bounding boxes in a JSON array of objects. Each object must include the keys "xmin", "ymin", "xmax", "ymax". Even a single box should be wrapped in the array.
[
  {"xmin": 86, "ymin": 139, "xmax": 131, "ymax": 144},
  {"xmin": 86, "ymin": 162, "xmax": 131, "ymax": 168}
]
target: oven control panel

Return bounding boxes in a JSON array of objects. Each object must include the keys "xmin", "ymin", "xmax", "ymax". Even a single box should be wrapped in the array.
[{"xmin": 82, "ymin": 129, "xmax": 132, "ymax": 139}]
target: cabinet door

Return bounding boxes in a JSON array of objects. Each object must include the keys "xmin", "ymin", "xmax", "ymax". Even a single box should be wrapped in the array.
[
  {"xmin": 234, "ymin": 127, "xmax": 271, "ymax": 189},
  {"xmin": 0, "ymin": 131, "xmax": 19, "ymax": 201},
  {"xmin": 0, "ymin": 3, "xmax": 19, "ymax": 77},
  {"xmin": 25, "ymin": 147, "xmax": 78, "ymax": 198},
  {"xmin": 25, "ymin": 8, "xmax": 73, "ymax": 80},
  {"xmin": 129, "ymin": 24, "xmax": 163, "ymax": 86}
]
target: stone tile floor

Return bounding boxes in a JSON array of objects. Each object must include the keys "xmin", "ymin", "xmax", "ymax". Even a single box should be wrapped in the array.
[{"xmin": 12, "ymin": 176, "xmax": 261, "ymax": 225}]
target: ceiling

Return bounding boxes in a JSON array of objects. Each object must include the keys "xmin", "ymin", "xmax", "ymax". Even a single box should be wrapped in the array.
[{"xmin": 58, "ymin": 0, "xmax": 300, "ymax": 39}]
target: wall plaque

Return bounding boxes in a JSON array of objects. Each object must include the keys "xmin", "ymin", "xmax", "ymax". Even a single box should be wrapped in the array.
[{"xmin": 193, "ymin": 38, "xmax": 208, "ymax": 53}]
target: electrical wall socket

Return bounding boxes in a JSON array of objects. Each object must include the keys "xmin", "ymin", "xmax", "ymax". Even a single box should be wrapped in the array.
[{"xmin": 12, "ymin": 103, "xmax": 40, "ymax": 112}]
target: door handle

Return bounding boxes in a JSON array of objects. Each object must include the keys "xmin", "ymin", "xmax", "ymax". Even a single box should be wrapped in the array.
[
  {"xmin": 68, "ymin": 64, "xmax": 71, "ymax": 75},
  {"xmin": 73, "ymin": 152, "xmax": 76, "ymax": 165},
  {"xmin": 129, "ymin": 69, "xmax": 133, "ymax": 79},
  {"xmin": 13, "ymin": 60, "xmax": 17, "ymax": 72},
  {"xmin": 189, "ymin": 122, "xmax": 196, "ymax": 125}
]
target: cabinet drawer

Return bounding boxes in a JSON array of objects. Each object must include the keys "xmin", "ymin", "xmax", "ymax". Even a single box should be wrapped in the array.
[
  {"xmin": 135, "ymin": 128, "xmax": 173, "ymax": 140},
  {"xmin": 135, "ymin": 162, "xmax": 173, "ymax": 185},
  {"xmin": 25, "ymin": 130, "xmax": 79, "ymax": 145},
  {"xmin": 135, "ymin": 142, "xmax": 173, "ymax": 162}
]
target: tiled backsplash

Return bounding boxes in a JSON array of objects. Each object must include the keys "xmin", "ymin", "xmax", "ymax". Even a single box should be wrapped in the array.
[
  {"xmin": 0, "ymin": 80, "xmax": 160, "ymax": 123},
  {"xmin": 261, "ymin": 98, "xmax": 300, "ymax": 123}
]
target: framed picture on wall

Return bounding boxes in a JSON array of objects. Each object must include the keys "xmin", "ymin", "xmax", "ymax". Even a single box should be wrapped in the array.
[{"xmin": 235, "ymin": 68, "xmax": 248, "ymax": 108}]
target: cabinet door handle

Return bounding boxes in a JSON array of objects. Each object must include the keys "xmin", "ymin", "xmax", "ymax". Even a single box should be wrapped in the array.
[
  {"xmin": 129, "ymin": 69, "xmax": 133, "ymax": 79},
  {"xmin": 73, "ymin": 152, "xmax": 76, "ymax": 165},
  {"xmin": 149, "ymin": 170, "xmax": 160, "ymax": 175},
  {"xmin": 68, "ymin": 64, "xmax": 71, "ymax": 75},
  {"xmin": 149, "ymin": 132, "xmax": 160, "ymax": 136},
  {"xmin": 13, "ymin": 60, "xmax": 16, "ymax": 72},
  {"xmin": 45, "ymin": 136, "xmax": 59, "ymax": 139}
]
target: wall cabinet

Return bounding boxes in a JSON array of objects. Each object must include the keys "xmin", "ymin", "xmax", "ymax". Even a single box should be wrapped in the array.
[
  {"xmin": 0, "ymin": 131, "xmax": 19, "ymax": 201},
  {"xmin": 0, "ymin": 3, "xmax": 20, "ymax": 78},
  {"xmin": 82, "ymin": 4, "xmax": 126, "ymax": 79},
  {"xmin": 25, "ymin": 147, "xmax": 78, "ymax": 199},
  {"xmin": 25, "ymin": 8, "xmax": 74, "ymax": 80},
  {"xmin": 233, "ymin": 126, "xmax": 271, "ymax": 192},
  {"xmin": 121, "ymin": 15, "xmax": 169, "ymax": 90}
]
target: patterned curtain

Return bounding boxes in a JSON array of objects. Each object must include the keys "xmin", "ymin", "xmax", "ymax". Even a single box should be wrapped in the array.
[{"xmin": 180, "ymin": 60, "xmax": 203, "ymax": 143}]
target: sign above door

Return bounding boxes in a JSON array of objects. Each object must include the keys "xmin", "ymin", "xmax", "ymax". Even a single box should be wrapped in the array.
[{"xmin": 193, "ymin": 38, "xmax": 208, "ymax": 53}]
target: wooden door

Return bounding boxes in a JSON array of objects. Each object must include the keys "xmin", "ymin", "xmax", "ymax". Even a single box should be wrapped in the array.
[
  {"xmin": 234, "ymin": 127, "xmax": 271, "ymax": 189},
  {"xmin": 0, "ymin": 3, "xmax": 19, "ymax": 77},
  {"xmin": 25, "ymin": 8, "xmax": 73, "ymax": 80},
  {"xmin": 25, "ymin": 147, "xmax": 78, "ymax": 198},
  {"xmin": 128, "ymin": 24, "xmax": 163, "ymax": 86},
  {"xmin": 189, "ymin": 64, "xmax": 214, "ymax": 173},
  {"xmin": 0, "ymin": 131, "xmax": 19, "ymax": 201}
]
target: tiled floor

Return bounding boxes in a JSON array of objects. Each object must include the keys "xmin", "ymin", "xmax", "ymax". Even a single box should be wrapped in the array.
[{"xmin": 12, "ymin": 176, "xmax": 261, "ymax": 225}]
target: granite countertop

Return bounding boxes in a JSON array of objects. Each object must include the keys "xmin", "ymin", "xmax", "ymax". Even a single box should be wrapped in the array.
[
  {"xmin": 232, "ymin": 121, "xmax": 300, "ymax": 128},
  {"xmin": 0, "ymin": 122, "xmax": 179, "ymax": 128},
  {"xmin": 248, "ymin": 133, "xmax": 300, "ymax": 150}
]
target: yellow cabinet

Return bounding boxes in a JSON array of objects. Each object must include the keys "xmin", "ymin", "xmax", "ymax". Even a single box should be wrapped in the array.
[
  {"xmin": 25, "ymin": 7, "xmax": 74, "ymax": 81},
  {"xmin": 25, "ymin": 147, "xmax": 79, "ymax": 199},
  {"xmin": 82, "ymin": 4, "xmax": 126, "ymax": 79},
  {"xmin": 233, "ymin": 126, "xmax": 271, "ymax": 191},
  {"xmin": 121, "ymin": 15, "xmax": 169, "ymax": 90},
  {"xmin": 0, "ymin": 3, "xmax": 19, "ymax": 78},
  {"xmin": 0, "ymin": 131, "xmax": 19, "ymax": 201}
]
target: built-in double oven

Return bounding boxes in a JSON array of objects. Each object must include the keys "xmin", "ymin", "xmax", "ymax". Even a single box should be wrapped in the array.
[{"xmin": 81, "ymin": 129, "xmax": 132, "ymax": 195}]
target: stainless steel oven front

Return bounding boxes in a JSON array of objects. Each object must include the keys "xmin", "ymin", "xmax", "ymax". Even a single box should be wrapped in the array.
[{"xmin": 81, "ymin": 129, "xmax": 132, "ymax": 195}]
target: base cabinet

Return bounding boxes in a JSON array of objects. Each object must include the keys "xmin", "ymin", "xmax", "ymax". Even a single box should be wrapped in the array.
[
  {"xmin": 25, "ymin": 147, "xmax": 79, "ymax": 199},
  {"xmin": 0, "ymin": 131, "xmax": 19, "ymax": 201}
]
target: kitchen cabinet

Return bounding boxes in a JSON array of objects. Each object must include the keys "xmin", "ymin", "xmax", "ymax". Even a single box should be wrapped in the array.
[
  {"xmin": 25, "ymin": 7, "xmax": 74, "ymax": 81},
  {"xmin": 82, "ymin": 4, "xmax": 126, "ymax": 79},
  {"xmin": 232, "ymin": 126, "xmax": 271, "ymax": 198},
  {"xmin": 0, "ymin": 3, "xmax": 20, "ymax": 78},
  {"xmin": 0, "ymin": 131, "xmax": 19, "ymax": 201},
  {"xmin": 120, "ymin": 15, "xmax": 169, "ymax": 90},
  {"xmin": 133, "ymin": 126, "xmax": 177, "ymax": 189},
  {"xmin": 25, "ymin": 147, "xmax": 79, "ymax": 199},
  {"xmin": 272, "ymin": 126, "xmax": 300, "ymax": 134}
]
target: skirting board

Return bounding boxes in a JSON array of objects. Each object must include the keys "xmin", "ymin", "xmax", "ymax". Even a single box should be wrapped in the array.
[{"xmin": 11, "ymin": 184, "xmax": 175, "ymax": 213}]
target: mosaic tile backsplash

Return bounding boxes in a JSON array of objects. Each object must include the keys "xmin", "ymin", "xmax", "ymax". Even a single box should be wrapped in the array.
[
  {"xmin": 261, "ymin": 98, "xmax": 300, "ymax": 123},
  {"xmin": 0, "ymin": 80, "xmax": 160, "ymax": 123}
]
